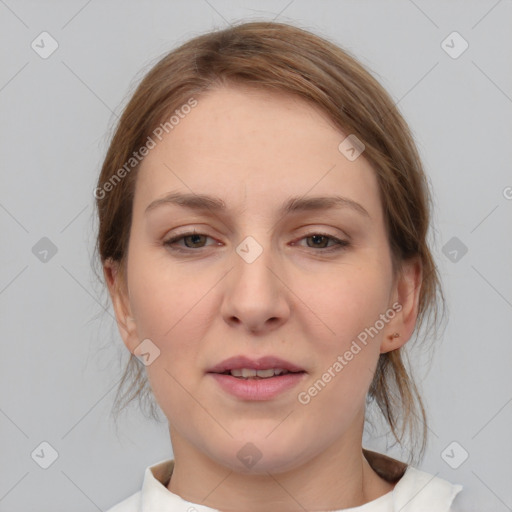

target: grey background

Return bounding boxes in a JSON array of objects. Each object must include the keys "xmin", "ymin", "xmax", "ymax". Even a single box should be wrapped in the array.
[{"xmin": 1, "ymin": 0, "xmax": 511, "ymax": 510}]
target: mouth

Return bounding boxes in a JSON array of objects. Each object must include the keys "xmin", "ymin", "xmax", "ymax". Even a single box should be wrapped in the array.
[
  {"xmin": 206, "ymin": 355, "xmax": 307, "ymax": 375},
  {"xmin": 214, "ymin": 368, "xmax": 306, "ymax": 379},
  {"xmin": 206, "ymin": 355, "xmax": 307, "ymax": 400}
]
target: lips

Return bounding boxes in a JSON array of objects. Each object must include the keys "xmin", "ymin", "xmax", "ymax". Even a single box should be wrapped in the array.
[{"xmin": 207, "ymin": 355, "xmax": 306, "ymax": 374}]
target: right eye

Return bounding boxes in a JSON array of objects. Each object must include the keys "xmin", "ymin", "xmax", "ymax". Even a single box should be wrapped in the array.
[{"xmin": 163, "ymin": 230, "xmax": 218, "ymax": 253}]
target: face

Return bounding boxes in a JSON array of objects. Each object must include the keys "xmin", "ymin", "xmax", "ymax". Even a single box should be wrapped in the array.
[{"xmin": 105, "ymin": 85, "xmax": 420, "ymax": 475}]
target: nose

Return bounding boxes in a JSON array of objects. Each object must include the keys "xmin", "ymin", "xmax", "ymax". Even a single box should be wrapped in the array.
[{"xmin": 220, "ymin": 240, "xmax": 290, "ymax": 335}]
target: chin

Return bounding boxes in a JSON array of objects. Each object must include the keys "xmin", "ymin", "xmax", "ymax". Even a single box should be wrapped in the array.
[{"xmin": 208, "ymin": 439, "xmax": 308, "ymax": 475}]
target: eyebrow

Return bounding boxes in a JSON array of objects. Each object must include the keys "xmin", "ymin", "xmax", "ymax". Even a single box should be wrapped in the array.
[{"xmin": 145, "ymin": 191, "xmax": 371, "ymax": 219}]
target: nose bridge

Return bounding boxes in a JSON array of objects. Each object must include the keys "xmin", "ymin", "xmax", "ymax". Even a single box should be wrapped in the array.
[
  {"xmin": 231, "ymin": 233, "xmax": 279, "ymax": 295},
  {"xmin": 220, "ymin": 231, "xmax": 290, "ymax": 331}
]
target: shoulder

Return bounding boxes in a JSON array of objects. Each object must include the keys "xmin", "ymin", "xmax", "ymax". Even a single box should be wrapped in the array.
[
  {"xmin": 104, "ymin": 491, "xmax": 141, "ymax": 512},
  {"xmin": 363, "ymin": 449, "xmax": 464, "ymax": 511},
  {"xmin": 103, "ymin": 459, "xmax": 173, "ymax": 512},
  {"xmin": 393, "ymin": 466, "xmax": 463, "ymax": 511},
  {"xmin": 449, "ymin": 483, "xmax": 490, "ymax": 512}
]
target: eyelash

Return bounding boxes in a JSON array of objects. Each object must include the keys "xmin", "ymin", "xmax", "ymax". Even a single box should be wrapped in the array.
[{"xmin": 163, "ymin": 230, "xmax": 350, "ymax": 255}]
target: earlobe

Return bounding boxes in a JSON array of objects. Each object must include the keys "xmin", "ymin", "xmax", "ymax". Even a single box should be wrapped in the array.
[
  {"xmin": 380, "ymin": 331, "xmax": 404, "ymax": 354},
  {"xmin": 380, "ymin": 257, "xmax": 422, "ymax": 354}
]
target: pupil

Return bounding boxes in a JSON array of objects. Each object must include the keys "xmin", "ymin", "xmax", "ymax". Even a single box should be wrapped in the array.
[
  {"xmin": 311, "ymin": 235, "xmax": 326, "ymax": 248},
  {"xmin": 186, "ymin": 234, "xmax": 204, "ymax": 247}
]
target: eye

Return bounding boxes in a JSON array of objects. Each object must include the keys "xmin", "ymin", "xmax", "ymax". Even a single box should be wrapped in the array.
[
  {"xmin": 163, "ymin": 230, "xmax": 217, "ymax": 253},
  {"xmin": 163, "ymin": 230, "xmax": 350, "ymax": 255},
  {"xmin": 293, "ymin": 232, "xmax": 350, "ymax": 253}
]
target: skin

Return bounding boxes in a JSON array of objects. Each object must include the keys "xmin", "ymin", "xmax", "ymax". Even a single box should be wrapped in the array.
[{"xmin": 104, "ymin": 85, "xmax": 422, "ymax": 511}]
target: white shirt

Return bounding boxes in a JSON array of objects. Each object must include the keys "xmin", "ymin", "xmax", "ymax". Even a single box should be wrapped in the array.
[{"xmin": 105, "ymin": 455, "xmax": 465, "ymax": 512}]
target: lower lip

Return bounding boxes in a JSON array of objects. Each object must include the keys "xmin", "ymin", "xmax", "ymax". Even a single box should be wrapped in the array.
[{"xmin": 208, "ymin": 372, "xmax": 307, "ymax": 400}]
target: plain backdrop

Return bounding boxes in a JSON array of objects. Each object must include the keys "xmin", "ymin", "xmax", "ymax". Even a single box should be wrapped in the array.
[{"xmin": 1, "ymin": 1, "xmax": 511, "ymax": 511}]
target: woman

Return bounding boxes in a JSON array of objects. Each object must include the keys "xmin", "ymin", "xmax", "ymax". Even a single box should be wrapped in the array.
[{"xmin": 97, "ymin": 20, "xmax": 466, "ymax": 511}]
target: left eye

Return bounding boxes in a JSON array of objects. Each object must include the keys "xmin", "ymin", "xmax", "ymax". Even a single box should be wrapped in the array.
[
  {"xmin": 295, "ymin": 233, "xmax": 350, "ymax": 251},
  {"xmin": 163, "ymin": 232, "xmax": 350, "ymax": 253}
]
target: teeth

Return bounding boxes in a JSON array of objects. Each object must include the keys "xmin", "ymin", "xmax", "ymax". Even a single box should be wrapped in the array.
[{"xmin": 229, "ymin": 368, "xmax": 290, "ymax": 378}]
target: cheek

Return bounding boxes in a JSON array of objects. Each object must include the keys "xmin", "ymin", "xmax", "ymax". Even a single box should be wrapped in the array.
[
  {"xmin": 125, "ymin": 245, "xmax": 221, "ymax": 394},
  {"xmin": 126, "ymin": 241, "xmax": 213, "ymax": 338},
  {"xmin": 295, "ymin": 262, "xmax": 391, "ymax": 397},
  {"xmin": 298, "ymin": 261, "xmax": 392, "ymax": 342},
  {"xmin": 127, "ymin": 253, "xmax": 212, "ymax": 414}
]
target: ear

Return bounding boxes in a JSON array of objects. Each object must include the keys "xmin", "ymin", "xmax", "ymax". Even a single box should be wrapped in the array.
[
  {"xmin": 380, "ymin": 256, "xmax": 422, "ymax": 354},
  {"xmin": 103, "ymin": 258, "xmax": 139, "ymax": 354}
]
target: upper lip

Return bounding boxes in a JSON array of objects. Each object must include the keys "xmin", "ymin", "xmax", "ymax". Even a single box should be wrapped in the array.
[{"xmin": 207, "ymin": 355, "xmax": 306, "ymax": 374}]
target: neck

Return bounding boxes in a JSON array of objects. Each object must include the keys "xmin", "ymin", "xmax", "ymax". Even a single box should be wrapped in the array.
[{"xmin": 166, "ymin": 428, "xmax": 398, "ymax": 512}]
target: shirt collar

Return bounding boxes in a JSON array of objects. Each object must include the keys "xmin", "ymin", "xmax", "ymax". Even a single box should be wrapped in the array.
[
  {"xmin": 140, "ymin": 459, "xmax": 218, "ymax": 511},
  {"xmin": 139, "ymin": 453, "xmax": 462, "ymax": 512}
]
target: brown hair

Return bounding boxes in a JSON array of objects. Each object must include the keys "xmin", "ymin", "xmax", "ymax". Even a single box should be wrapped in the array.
[{"xmin": 94, "ymin": 20, "xmax": 446, "ymax": 466}]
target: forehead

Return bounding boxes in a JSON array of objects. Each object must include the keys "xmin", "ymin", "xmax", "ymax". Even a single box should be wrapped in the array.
[{"xmin": 134, "ymin": 85, "xmax": 381, "ymax": 218}]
